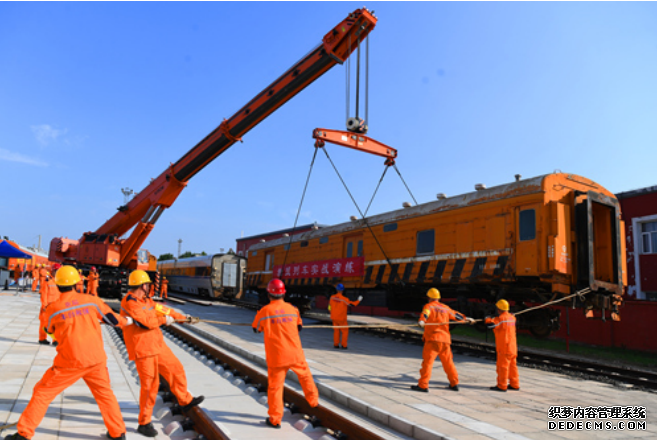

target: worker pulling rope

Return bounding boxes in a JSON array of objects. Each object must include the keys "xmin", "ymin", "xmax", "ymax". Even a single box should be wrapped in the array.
[{"xmin": 175, "ymin": 287, "xmax": 592, "ymax": 329}]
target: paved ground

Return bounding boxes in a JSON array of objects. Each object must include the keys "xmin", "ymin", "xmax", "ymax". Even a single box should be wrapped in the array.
[
  {"xmin": 0, "ymin": 288, "xmax": 402, "ymax": 440},
  {"xmin": 168, "ymin": 298, "xmax": 657, "ymax": 440}
]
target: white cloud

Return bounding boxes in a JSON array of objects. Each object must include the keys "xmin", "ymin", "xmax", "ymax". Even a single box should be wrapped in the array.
[
  {"xmin": 0, "ymin": 148, "xmax": 48, "ymax": 167},
  {"xmin": 31, "ymin": 124, "xmax": 68, "ymax": 146}
]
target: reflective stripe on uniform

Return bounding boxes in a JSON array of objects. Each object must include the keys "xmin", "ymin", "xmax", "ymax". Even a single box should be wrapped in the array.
[
  {"xmin": 256, "ymin": 313, "xmax": 298, "ymax": 329},
  {"xmin": 47, "ymin": 302, "xmax": 107, "ymax": 330}
]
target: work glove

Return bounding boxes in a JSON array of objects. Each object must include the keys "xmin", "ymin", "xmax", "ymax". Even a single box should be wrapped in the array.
[
  {"xmin": 186, "ymin": 315, "xmax": 201, "ymax": 324},
  {"xmin": 466, "ymin": 317, "xmax": 475, "ymax": 324},
  {"xmin": 252, "ymin": 327, "xmax": 258, "ymax": 333},
  {"xmin": 165, "ymin": 315, "xmax": 175, "ymax": 326},
  {"xmin": 418, "ymin": 321, "xmax": 425, "ymax": 328},
  {"xmin": 357, "ymin": 295, "xmax": 363, "ymax": 302},
  {"xmin": 297, "ymin": 325, "xmax": 303, "ymax": 332},
  {"xmin": 125, "ymin": 317, "xmax": 134, "ymax": 326}
]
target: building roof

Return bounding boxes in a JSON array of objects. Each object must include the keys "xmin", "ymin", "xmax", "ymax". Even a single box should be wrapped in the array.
[{"xmin": 616, "ymin": 185, "xmax": 657, "ymax": 200}]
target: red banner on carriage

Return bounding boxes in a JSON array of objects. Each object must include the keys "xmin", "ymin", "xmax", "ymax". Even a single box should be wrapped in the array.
[{"xmin": 274, "ymin": 257, "xmax": 364, "ymax": 279}]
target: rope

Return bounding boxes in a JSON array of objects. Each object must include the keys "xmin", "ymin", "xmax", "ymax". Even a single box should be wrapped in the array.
[
  {"xmin": 180, "ymin": 288, "xmax": 593, "ymax": 329},
  {"xmin": 281, "ymin": 147, "xmax": 319, "ymax": 271},
  {"xmin": 513, "ymin": 288, "xmax": 590, "ymax": 316},
  {"xmin": 0, "ymin": 422, "xmax": 17, "ymax": 432}
]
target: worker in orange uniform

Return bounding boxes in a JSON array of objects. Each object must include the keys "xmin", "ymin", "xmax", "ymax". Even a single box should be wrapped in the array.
[
  {"xmin": 160, "ymin": 277, "xmax": 168, "ymax": 299},
  {"xmin": 411, "ymin": 288, "xmax": 474, "ymax": 393},
  {"xmin": 38, "ymin": 264, "xmax": 49, "ymax": 295},
  {"xmin": 329, "ymin": 283, "xmax": 362, "ymax": 349},
  {"xmin": 31, "ymin": 265, "xmax": 40, "ymax": 292},
  {"xmin": 87, "ymin": 266, "xmax": 99, "ymax": 296},
  {"xmin": 485, "ymin": 299, "xmax": 520, "ymax": 392},
  {"xmin": 3, "ymin": 265, "xmax": 132, "ymax": 440},
  {"xmin": 120, "ymin": 270, "xmax": 203, "ymax": 438},
  {"xmin": 13, "ymin": 263, "xmax": 22, "ymax": 286},
  {"xmin": 31, "ymin": 264, "xmax": 40, "ymax": 292},
  {"xmin": 75, "ymin": 268, "xmax": 87, "ymax": 293},
  {"xmin": 252, "ymin": 279, "xmax": 319, "ymax": 429},
  {"xmin": 38, "ymin": 264, "xmax": 61, "ymax": 346}
]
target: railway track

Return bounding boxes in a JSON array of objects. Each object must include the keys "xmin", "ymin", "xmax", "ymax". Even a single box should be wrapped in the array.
[{"xmin": 108, "ymin": 299, "xmax": 391, "ymax": 440}]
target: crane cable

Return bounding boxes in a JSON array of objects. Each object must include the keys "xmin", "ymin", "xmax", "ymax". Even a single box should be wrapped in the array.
[{"xmin": 280, "ymin": 147, "xmax": 319, "ymax": 272}]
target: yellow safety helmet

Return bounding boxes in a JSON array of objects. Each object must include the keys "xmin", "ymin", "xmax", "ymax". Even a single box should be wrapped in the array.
[
  {"xmin": 37, "ymin": 263, "xmax": 42, "ymax": 268},
  {"xmin": 128, "ymin": 270, "xmax": 151, "ymax": 287},
  {"xmin": 496, "ymin": 299, "xmax": 510, "ymax": 311},
  {"xmin": 55, "ymin": 265, "xmax": 81, "ymax": 287},
  {"xmin": 427, "ymin": 288, "xmax": 441, "ymax": 299}
]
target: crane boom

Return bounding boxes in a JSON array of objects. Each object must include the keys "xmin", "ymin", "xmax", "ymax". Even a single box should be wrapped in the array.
[{"xmin": 49, "ymin": 8, "xmax": 378, "ymax": 297}]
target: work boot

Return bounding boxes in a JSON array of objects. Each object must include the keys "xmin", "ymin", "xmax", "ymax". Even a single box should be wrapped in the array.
[
  {"xmin": 38, "ymin": 339, "xmax": 49, "ymax": 345},
  {"xmin": 265, "ymin": 418, "xmax": 281, "ymax": 429},
  {"xmin": 181, "ymin": 395, "xmax": 205, "ymax": 412},
  {"xmin": 489, "ymin": 385, "xmax": 507, "ymax": 392},
  {"xmin": 508, "ymin": 385, "xmax": 520, "ymax": 391},
  {"xmin": 341, "ymin": 346, "xmax": 348, "ymax": 350},
  {"xmin": 448, "ymin": 384, "xmax": 459, "ymax": 392},
  {"xmin": 410, "ymin": 385, "xmax": 428, "ymax": 393},
  {"xmin": 137, "ymin": 423, "xmax": 157, "ymax": 437},
  {"xmin": 106, "ymin": 432, "xmax": 126, "ymax": 440},
  {"xmin": 5, "ymin": 433, "xmax": 29, "ymax": 440},
  {"xmin": 334, "ymin": 345, "xmax": 340, "ymax": 349},
  {"xmin": 52, "ymin": 342, "xmax": 58, "ymax": 347}
]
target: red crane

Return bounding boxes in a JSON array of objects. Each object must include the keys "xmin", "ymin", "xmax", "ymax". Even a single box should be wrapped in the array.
[{"xmin": 49, "ymin": 8, "xmax": 378, "ymax": 297}]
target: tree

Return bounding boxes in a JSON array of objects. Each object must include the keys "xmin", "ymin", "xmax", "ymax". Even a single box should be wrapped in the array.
[
  {"xmin": 179, "ymin": 251, "xmax": 195, "ymax": 259},
  {"xmin": 158, "ymin": 253, "xmax": 175, "ymax": 261}
]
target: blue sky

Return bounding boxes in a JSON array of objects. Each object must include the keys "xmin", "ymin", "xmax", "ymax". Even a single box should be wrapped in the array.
[{"xmin": 2, "ymin": 2, "xmax": 656, "ymax": 259}]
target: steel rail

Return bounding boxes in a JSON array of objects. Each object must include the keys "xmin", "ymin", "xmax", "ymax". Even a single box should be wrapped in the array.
[{"xmin": 165, "ymin": 323, "xmax": 388, "ymax": 440}]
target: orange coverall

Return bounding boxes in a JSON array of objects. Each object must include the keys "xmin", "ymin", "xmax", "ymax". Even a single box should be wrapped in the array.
[
  {"xmin": 252, "ymin": 298, "xmax": 319, "ymax": 426},
  {"xmin": 76, "ymin": 273, "xmax": 87, "ymax": 293},
  {"xmin": 39, "ymin": 278, "xmax": 60, "ymax": 342},
  {"xmin": 329, "ymin": 292, "xmax": 360, "ymax": 347},
  {"xmin": 160, "ymin": 279, "xmax": 168, "ymax": 299},
  {"xmin": 87, "ymin": 271, "xmax": 99, "ymax": 296},
  {"xmin": 16, "ymin": 290, "xmax": 129, "ymax": 439},
  {"xmin": 120, "ymin": 293, "xmax": 193, "ymax": 425},
  {"xmin": 417, "ymin": 300, "xmax": 465, "ymax": 389},
  {"xmin": 31, "ymin": 267, "xmax": 39, "ymax": 292},
  {"xmin": 485, "ymin": 311, "xmax": 519, "ymax": 390},
  {"xmin": 14, "ymin": 264, "xmax": 22, "ymax": 283},
  {"xmin": 38, "ymin": 267, "xmax": 48, "ymax": 293}
]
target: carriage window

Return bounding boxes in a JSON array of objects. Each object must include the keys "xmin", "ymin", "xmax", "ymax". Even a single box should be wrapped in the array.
[
  {"xmin": 300, "ymin": 241, "xmax": 309, "ymax": 248},
  {"xmin": 319, "ymin": 236, "xmax": 329, "ymax": 244},
  {"xmin": 383, "ymin": 223, "xmax": 398, "ymax": 232},
  {"xmin": 284, "ymin": 244, "xmax": 290, "ymax": 251},
  {"xmin": 250, "ymin": 251, "xmax": 257, "ymax": 256},
  {"xmin": 416, "ymin": 229, "xmax": 435, "ymax": 255},
  {"xmin": 346, "ymin": 242, "xmax": 353, "ymax": 258},
  {"xmin": 519, "ymin": 209, "xmax": 536, "ymax": 241},
  {"xmin": 195, "ymin": 267, "xmax": 207, "ymax": 276},
  {"xmin": 357, "ymin": 240, "xmax": 363, "ymax": 257}
]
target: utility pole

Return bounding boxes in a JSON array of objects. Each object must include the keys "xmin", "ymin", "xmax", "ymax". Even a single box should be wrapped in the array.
[
  {"xmin": 178, "ymin": 239, "xmax": 182, "ymax": 258},
  {"xmin": 121, "ymin": 187, "xmax": 134, "ymax": 205}
]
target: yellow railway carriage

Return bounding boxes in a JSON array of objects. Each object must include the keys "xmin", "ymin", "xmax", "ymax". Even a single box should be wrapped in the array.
[{"xmin": 245, "ymin": 173, "xmax": 626, "ymax": 336}]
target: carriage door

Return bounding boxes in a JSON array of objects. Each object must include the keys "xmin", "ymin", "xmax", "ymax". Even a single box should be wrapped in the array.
[
  {"xmin": 343, "ymin": 234, "xmax": 364, "ymax": 258},
  {"xmin": 515, "ymin": 205, "xmax": 540, "ymax": 276}
]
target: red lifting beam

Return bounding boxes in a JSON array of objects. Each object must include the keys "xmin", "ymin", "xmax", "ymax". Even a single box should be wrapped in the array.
[{"xmin": 313, "ymin": 128, "xmax": 397, "ymax": 166}]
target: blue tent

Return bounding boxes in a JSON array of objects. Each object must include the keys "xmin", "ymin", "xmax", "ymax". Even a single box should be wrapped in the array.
[{"xmin": 0, "ymin": 241, "xmax": 33, "ymax": 259}]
